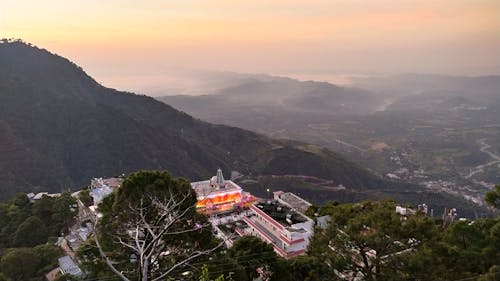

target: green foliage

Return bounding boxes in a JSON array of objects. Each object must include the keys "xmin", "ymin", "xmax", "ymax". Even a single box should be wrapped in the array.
[
  {"xmin": 53, "ymin": 273, "xmax": 81, "ymax": 281},
  {"xmin": 13, "ymin": 216, "xmax": 48, "ymax": 246},
  {"xmin": 308, "ymin": 200, "xmax": 500, "ymax": 281},
  {"xmin": 0, "ymin": 193, "xmax": 77, "ymax": 248},
  {"xmin": 90, "ymin": 171, "xmax": 218, "ymax": 281},
  {"xmin": 0, "ymin": 192, "xmax": 76, "ymax": 281},
  {"xmin": 478, "ymin": 265, "xmax": 500, "ymax": 281},
  {"xmin": 0, "ymin": 247, "xmax": 56, "ymax": 281},
  {"xmin": 77, "ymin": 189, "xmax": 93, "ymax": 207},
  {"xmin": 284, "ymin": 256, "xmax": 333, "ymax": 281},
  {"xmin": 227, "ymin": 236, "xmax": 284, "ymax": 281},
  {"xmin": 33, "ymin": 244, "xmax": 61, "ymax": 273},
  {"xmin": 50, "ymin": 192, "xmax": 77, "ymax": 234},
  {"xmin": 0, "ymin": 245, "xmax": 60, "ymax": 281},
  {"xmin": 75, "ymin": 238, "xmax": 114, "ymax": 280},
  {"xmin": 485, "ymin": 185, "xmax": 500, "ymax": 209},
  {"xmin": 198, "ymin": 264, "xmax": 233, "ymax": 281},
  {"xmin": 309, "ymin": 201, "xmax": 426, "ymax": 280}
]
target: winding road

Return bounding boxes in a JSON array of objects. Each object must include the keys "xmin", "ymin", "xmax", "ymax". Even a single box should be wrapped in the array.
[{"xmin": 464, "ymin": 138, "xmax": 500, "ymax": 179}]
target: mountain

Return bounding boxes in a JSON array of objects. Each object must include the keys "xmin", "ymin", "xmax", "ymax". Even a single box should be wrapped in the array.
[
  {"xmin": 159, "ymin": 73, "xmax": 500, "ymax": 217},
  {"xmin": 0, "ymin": 40, "xmax": 392, "ymax": 202},
  {"xmin": 163, "ymin": 77, "xmax": 382, "ymax": 117}
]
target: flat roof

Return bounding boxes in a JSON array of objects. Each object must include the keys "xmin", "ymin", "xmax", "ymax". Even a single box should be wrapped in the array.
[
  {"xmin": 191, "ymin": 180, "xmax": 242, "ymax": 198},
  {"xmin": 217, "ymin": 220, "xmax": 249, "ymax": 237},
  {"xmin": 277, "ymin": 192, "xmax": 312, "ymax": 213},
  {"xmin": 255, "ymin": 201, "xmax": 309, "ymax": 227}
]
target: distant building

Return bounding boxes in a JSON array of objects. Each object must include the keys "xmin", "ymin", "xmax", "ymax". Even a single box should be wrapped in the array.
[
  {"xmin": 396, "ymin": 204, "xmax": 429, "ymax": 219},
  {"xmin": 442, "ymin": 207, "xmax": 458, "ymax": 226},
  {"xmin": 316, "ymin": 215, "xmax": 331, "ymax": 229},
  {"xmin": 27, "ymin": 192, "xmax": 61, "ymax": 202},
  {"xmin": 417, "ymin": 204, "xmax": 429, "ymax": 216},
  {"xmin": 395, "ymin": 205, "xmax": 416, "ymax": 217},
  {"xmin": 89, "ymin": 177, "xmax": 123, "ymax": 205}
]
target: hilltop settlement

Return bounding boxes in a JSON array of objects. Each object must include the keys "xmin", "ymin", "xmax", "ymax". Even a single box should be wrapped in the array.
[{"xmin": 13, "ymin": 168, "xmax": 479, "ymax": 281}]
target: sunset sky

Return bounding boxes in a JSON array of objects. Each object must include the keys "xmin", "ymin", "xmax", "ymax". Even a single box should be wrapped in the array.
[{"xmin": 1, "ymin": 0, "xmax": 499, "ymax": 93}]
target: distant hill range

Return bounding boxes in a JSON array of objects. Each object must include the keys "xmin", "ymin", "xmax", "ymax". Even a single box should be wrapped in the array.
[
  {"xmin": 159, "ymin": 72, "xmax": 500, "ymax": 217},
  {"xmin": 0, "ymin": 40, "xmax": 491, "ymax": 217},
  {"xmin": 0, "ymin": 40, "xmax": 386, "ymax": 200}
]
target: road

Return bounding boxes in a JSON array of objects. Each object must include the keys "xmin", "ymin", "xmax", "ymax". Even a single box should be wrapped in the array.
[{"xmin": 464, "ymin": 138, "xmax": 500, "ymax": 179}]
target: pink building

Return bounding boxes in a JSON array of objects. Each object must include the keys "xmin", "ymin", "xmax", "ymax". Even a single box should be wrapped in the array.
[{"xmin": 243, "ymin": 201, "xmax": 314, "ymax": 258}]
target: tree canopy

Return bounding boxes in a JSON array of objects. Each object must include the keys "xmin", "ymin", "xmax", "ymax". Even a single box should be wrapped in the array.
[
  {"xmin": 83, "ymin": 170, "xmax": 222, "ymax": 281},
  {"xmin": 307, "ymin": 200, "xmax": 500, "ymax": 281},
  {"xmin": 485, "ymin": 185, "xmax": 500, "ymax": 209},
  {"xmin": 0, "ymin": 245, "xmax": 59, "ymax": 281}
]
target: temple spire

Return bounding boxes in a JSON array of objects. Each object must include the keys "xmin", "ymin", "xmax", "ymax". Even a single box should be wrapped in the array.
[{"xmin": 216, "ymin": 168, "xmax": 225, "ymax": 187}]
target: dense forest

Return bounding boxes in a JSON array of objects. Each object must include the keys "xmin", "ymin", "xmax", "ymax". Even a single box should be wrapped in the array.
[{"xmin": 0, "ymin": 192, "xmax": 77, "ymax": 280}]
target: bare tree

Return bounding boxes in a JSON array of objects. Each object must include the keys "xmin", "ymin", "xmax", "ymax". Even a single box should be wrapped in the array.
[{"xmin": 94, "ymin": 191, "xmax": 223, "ymax": 281}]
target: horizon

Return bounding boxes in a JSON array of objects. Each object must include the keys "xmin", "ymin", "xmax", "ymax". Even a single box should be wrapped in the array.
[{"xmin": 2, "ymin": 0, "xmax": 499, "ymax": 95}]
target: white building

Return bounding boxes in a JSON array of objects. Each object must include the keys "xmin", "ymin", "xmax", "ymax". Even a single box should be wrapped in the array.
[
  {"xmin": 89, "ymin": 177, "xmax": 123, "ymax": 205},
  {"xmin": 243, "ymin": 201, "xmax": 314, "ymax": 258}
]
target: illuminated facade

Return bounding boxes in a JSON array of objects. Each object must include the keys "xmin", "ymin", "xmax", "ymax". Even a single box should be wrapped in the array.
[{"xmin": 191, "ymin": 169, "xmax": 255, "ymax": 214}]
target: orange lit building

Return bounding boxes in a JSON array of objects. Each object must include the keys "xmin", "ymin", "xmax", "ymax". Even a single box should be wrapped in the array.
[{"xmin": 191, "ymin": 169, "xmax": 255, "ymax": 215}]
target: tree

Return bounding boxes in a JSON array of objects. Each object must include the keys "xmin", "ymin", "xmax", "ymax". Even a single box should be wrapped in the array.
[
  {"xmin": 226, "ymin": 236, "xmax": 286, "ymax": 281},
  {"xmin": 285, "ymin": 256, "xmax": 334, "ymax": 281},
  {"xmin": 308, "ymin": 201, "xmax": 439, "ymax": 281},
  {"xmin": 199, "ymin": 264, "xmax": 234, "ymax": 281},
  {"xmin": 478, "ymin": 265, "xmax": 500, "ymax": 281},
  {"xmin": 78, "ymin": 189, "xmax": 93, "ymax": 207},
  {"xmin": 76, "ymin": 238, "xmax": 115, "ymax": 280},
  {"xmin": 51, "ymin": 192, "xmax": 77, "ymax": 233},
  {"xmin": 33, "ymin": 244, "xmax": 61, "ymax": 273},
  {"xmin": 92, "ymin": 171, "xmax": 223, "ymax": 281},
  {"xmin": 32, "ymin": 195, "xmax": 56, "ymax": 226},
  {"xmin": 54, "ymin": 274, "xmax": 81, "ymax": 281},
  {"xmin": 0, "ymin": 248, "xmax": 40, "ymax": 281},
  {"xmin": 485, "ymin": 185, "xmax": 500, "ymax": 209},
  {"xmin": 13, "ymin": 216, "xmax": 48, "ymax": 246}
]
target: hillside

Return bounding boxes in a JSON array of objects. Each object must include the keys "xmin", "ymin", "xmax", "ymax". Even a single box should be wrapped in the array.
[{"xmin": 0, "ymin": 40, "xmax": 389, "ymax": 202}]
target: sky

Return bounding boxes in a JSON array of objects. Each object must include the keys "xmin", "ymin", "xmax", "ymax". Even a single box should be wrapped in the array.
[{"xmin": 1, "ymin": 0, "xmax": 499, "ymax": 94}]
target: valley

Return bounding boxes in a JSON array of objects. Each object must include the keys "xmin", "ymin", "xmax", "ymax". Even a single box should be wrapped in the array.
[{"xmin": 160, "ymin": 74, "xmax": 500, "ymax": 217}]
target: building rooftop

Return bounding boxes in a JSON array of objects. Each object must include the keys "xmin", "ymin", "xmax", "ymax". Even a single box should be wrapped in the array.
[
  {"xmin": 58, "ymin": 256, "xmax": 83, "ymax": 277},
  {"xmin": 191, "ymin": 179, "xmax": 242, "ymax": 199},
  {"xmin": 255, "ymin": 201, "xmax": 310, "ymax": 227},
  {"xmin": 274, "ymin": 191, "xmax": 312, "ymax": 214},
  {"xmin": 217, "ymin": 220, "xmax": 249, "ymax": 237},
  {"xmin": 102, "ymin": 177, "xmax": 123, "ymax": 188}
]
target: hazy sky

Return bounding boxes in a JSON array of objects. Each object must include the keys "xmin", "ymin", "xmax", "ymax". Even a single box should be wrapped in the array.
[{"xmin": 2, "ymin": 0, "xmax": 499, "ymax": 93}]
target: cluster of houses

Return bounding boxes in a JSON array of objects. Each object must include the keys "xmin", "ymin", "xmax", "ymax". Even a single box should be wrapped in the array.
[
  {"xmin": 40, "ymin": 169, "xmax": 319, "ymax": 280},
  {"xmin": 31, "ymin": 177, "xmax": 124, "ymax": 280}
]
